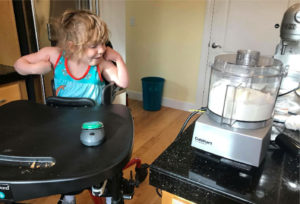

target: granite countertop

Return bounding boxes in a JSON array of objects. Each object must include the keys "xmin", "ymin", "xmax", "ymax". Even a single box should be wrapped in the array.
[
  {"xmin": 0, "ymin": 64, "xmax": 25, "ymax": 85},
  {"xmin": 150, "ymin": 122, "xmax": 300, "ymax": 204}
]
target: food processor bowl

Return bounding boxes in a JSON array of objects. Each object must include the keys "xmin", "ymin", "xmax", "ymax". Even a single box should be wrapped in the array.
[{"xmin": 207, "ymin": 50, "xmax": 284, "ymax": 128}]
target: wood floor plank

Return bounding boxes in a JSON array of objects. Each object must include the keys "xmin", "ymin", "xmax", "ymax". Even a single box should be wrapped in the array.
[{"xmin": 14, "ymin": 99, "xmax": 191, "ymax": 204}]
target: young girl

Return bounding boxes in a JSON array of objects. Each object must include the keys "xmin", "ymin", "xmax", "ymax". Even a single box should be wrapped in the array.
[{"xmin": 14, "ymin": 9, "xmax": 129, "ymax": 105}]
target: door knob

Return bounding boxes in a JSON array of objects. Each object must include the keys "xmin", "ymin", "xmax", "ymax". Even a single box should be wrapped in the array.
[{"xmin": 211, "ymin": 42, "xmax": 222, "ymax": 49}]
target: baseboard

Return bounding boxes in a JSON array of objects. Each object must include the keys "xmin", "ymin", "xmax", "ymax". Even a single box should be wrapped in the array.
[{"xmin": 127, "ymin": 90, "xmax": 198, "ymax": 111}]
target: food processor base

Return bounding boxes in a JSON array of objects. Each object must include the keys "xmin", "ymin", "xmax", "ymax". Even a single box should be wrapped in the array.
[{"xmin": 191, "ymin": 113, "xmax": 272, "ymax": 167}]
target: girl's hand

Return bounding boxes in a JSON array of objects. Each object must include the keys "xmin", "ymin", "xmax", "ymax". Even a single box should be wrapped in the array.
[{"xmin": 104, "ymin": 47, "xmax": 121, "ymax": 63}]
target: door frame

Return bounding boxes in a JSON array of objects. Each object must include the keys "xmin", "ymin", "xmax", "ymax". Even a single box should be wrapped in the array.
[
  {"xmin": 99, "ymin": 0, "xmax": 126, "ymax": 62},
  {"xmin": 195, "ymin": 0, "xmax": 214, "ymax": 108}
]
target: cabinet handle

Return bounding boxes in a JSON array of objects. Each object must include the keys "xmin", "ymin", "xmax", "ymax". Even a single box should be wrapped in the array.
[{"xmin": 0, "ymin": 99, "xmax": 6, "ymax": 104}]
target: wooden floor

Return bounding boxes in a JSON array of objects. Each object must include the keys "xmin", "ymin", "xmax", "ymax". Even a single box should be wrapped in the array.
[{"xmin": 20, "ymin": 99, "xmax": 191, "ymax": 204}]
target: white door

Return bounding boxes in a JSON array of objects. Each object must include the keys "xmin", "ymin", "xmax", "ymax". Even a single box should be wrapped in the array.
[{"xmin": 196, "ymin": 0, "xmax": 298, "ymax": 108}]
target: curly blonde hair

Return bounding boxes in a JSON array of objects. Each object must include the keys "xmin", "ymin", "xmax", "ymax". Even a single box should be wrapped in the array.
[{"xmin": 53, "ymin": 10, "xmax": 109, "ymax": 59}]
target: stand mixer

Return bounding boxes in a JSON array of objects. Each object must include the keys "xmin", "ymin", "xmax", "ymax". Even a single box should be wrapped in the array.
[
  {"xmin": 191, "ymin": 50, "xmax": 284, "ymax": 168},
  {"xmin": 274, "ymin": 3, "xmax": 300, "ymax": 122},
  {"xmin": 274, "ymin": 3, "xmax": 300, "ymax": 94}
]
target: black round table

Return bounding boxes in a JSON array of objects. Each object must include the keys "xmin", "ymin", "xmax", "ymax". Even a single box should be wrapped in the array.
[{"xmin": 0, "ymin": 100, "xmax": 133, "ymax": 203}]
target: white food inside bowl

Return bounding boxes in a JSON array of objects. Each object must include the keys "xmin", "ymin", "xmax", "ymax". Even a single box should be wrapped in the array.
[{"xmin": 208, "ymin": 79, "xmax": 275, "ymax": 121}]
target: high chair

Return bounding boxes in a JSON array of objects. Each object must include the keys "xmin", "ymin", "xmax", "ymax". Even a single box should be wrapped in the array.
[
  {"xmin": 45, "ymin": 82, "xmax": 148, "ymax": 204},
  {"xmin": 43, "ymin": 39, "xmax": 147, "ymax": 203},
  {"xmin": 0, "ymin": 99, "xmax": 135, "ymax": 204}
]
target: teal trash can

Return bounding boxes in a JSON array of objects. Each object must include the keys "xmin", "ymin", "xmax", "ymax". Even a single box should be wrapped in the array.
[{"xmin": 141, "ymin": 77, "xmax": 165, "ymax": 111}]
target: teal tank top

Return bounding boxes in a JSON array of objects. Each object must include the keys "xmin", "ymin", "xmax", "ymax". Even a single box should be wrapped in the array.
[{"xmin": 53, "ymin": 53, "xmax": 106, "ymax": 105}]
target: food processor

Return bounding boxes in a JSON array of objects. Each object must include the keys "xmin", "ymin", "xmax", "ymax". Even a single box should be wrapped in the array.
[{"xmin": 191, "ymin": 50, "xmax": 284, "ymax": 168}]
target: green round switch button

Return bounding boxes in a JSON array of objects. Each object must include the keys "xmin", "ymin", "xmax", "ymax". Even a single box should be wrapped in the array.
[{"xmin": 82, "ymin": 121, "xmax": 103, "ymax": 130}]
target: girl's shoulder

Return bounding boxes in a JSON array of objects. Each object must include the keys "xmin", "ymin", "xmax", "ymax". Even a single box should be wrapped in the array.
[{"xmin": 39, "ymin": 47, "xmax": 62, "ymax": 64}]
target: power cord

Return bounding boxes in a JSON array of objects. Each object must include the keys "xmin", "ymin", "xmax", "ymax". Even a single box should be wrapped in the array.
[
  {"xmin": 174, "ymin": 107, "xmax": 207, "ymax": 142},
  {"xmin": 156, "ymin": 188, "xmax": 162, "ymax": 197},
  {"xmin": 278, "ymin": 85, "xmax": 300, "ymax": 97},
  {"xmin": 154, "ymin": 108, "xmax": 207, "ymax": 198}
]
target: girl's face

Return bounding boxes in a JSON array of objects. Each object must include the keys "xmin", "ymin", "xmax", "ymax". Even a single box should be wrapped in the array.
[{"xmin": 83, "ymin": 43, "xmax": 107, "ymax": 66}]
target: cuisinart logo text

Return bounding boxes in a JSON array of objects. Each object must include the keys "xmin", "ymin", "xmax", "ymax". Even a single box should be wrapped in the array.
[
  {"xmin": 195, "ymin": 137, "xmax": 212, "ymax": 145},
  {"xmin": 0, "ymin": 184, "xmax": 9, "ymax": 191}
]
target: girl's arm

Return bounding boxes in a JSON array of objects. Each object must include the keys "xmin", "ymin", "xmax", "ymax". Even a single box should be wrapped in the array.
[
  {"xmin": 14, "ymin": 47, "xmax": 61, "ymax": 75},
  {"xmin": 102, "ymin": 47, "xmax": 129, "ymax": 88}
]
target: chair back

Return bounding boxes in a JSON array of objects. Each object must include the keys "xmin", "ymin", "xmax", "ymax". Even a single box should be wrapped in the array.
[{"xmin": 46, "ymin": 96, "xmax": 95, "ymax": 107}]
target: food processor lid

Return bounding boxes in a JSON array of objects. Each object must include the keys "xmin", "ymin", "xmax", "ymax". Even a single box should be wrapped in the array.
[{"xmin": 212, "ymin": 50, "xmax": 284, "ymax": 78}]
